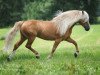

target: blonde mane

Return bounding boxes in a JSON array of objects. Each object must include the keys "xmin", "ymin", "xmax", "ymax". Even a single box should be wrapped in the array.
[
  {"xmin": 52, "ymin": 10, "xmax": 84, "ymax": 36},
  {"xmin": 54, "ymin": 10, "xmax": 63, "ymax": 17}
]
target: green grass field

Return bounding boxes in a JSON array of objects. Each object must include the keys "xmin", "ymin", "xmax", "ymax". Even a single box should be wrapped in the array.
[{"xmin": 0, "ymin": 25, "xmax": 100, "ymax": 75}]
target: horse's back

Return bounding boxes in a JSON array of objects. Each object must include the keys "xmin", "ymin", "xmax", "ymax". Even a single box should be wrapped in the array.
[{"xmin": 20, "ymin": 20, "xmax": 60, "ymax": 40}]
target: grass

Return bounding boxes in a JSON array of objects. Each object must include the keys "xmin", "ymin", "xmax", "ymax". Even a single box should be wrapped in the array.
[{"xmin": 0, "ymin": 25, "xmax": 100, "ymax": 75}]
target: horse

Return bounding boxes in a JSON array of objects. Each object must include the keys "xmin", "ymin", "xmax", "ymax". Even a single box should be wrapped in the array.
[{"xmin": 3, "ymin": 10, "xmax": 90, "ymax": 61}]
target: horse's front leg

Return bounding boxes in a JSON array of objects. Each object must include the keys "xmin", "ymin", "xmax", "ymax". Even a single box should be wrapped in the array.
[
  {"xmin": 47, "ymin": 39, "xmax": 62, "ymax": 59},
  {"xmin": 66, "ymin": 37, "xmax": 79, "ymax": 57}
]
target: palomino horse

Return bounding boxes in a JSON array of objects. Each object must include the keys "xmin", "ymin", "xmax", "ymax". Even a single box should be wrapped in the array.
[{"xmin": 4, "ymin": 10, "xmax": 90, "ymax": 61}]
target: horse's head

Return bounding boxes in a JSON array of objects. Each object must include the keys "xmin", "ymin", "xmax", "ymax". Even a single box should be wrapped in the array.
[{"xmin": 79, "ymin": 11, "xmax": 90, "ymax": 31}]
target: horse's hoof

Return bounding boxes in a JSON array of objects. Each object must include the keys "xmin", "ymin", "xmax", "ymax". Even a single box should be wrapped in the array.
[
  {"xmin": 7, "ymin": 57, "xmax": 11, "ymax": 61},
  {"xmin": 47, "ymin": 55, "xmax": 52, "ymax": 59},
  {"xmin": 35, "ymin": 54, "xmax": 40, "ymax": 59},
  {"xmin": 36, "ymin": 56, "xmax": 40, "ymax": 59},
  {"xmin": 74, "ymin": 51, "xmax": 79, "ymax": 58},
  {"xmin": 74, "ymin": 53, "xmax": 78, "ymax": 57}
]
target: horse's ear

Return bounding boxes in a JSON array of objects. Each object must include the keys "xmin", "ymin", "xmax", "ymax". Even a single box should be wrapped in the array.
[{"xmin": 82, "ymin": 11, "xmax": 84, "ymax": 15}]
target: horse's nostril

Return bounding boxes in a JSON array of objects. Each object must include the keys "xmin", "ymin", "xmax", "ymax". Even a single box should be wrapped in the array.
[{"xmin": 84, "ymin": 25, "xmax": 90, "ymax": 31}]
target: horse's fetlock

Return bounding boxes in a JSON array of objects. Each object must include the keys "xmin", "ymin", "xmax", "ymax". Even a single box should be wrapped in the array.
[{"xmin": 25, "ymin": 45, "xmax": 31, "ymax": 49}]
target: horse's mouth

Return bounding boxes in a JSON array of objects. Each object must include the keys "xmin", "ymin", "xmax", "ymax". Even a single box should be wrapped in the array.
[{"xmin": 84, "ymin": 25, "xmax": 90, "ymax": 31}]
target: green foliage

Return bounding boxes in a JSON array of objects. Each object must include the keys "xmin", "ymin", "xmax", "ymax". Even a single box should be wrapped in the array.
[
  {"xmin": 0, "ymin": 25, "xmax": 100, "ymax": 75},
  {"xmin": 22, "ymin": 0, "xmax": 99, "ymax": 22},
  {"xmin": 0, "ymin": 0, "xmax": 99, "ymax": 27},
  {"xmin": 0, "ymin": 0, "xmax": 28, "ymax": 27},
  {"xmin": 22, "ymin": 0, "xmax": 54, "ymax": 20},
  {"xmin": 81, "ymin": 0, "xmax": 98, "ymax": 23}
]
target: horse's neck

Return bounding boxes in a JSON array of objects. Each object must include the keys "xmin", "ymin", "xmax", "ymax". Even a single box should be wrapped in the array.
[
  {"xmin": 52, "ymin": 18, "xmax": 78, "ymax": 36},
  {"xmin": 53, "ymin": 10, "xmax": 82, "ymax": 24},
  {"xmin": 52, "ymin": 12, "xmax": 81, "ymax": 36}
]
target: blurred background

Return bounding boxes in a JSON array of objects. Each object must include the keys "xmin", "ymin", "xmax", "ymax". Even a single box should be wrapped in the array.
[{"xmin": 0, "ymin": 0, "xmax": 100, "ymax": 27}]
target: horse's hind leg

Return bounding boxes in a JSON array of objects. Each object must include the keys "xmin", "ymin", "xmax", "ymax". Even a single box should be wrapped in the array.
[
  {"xmin": 25, "ymin": 36, "xmax": 40, "ymax": 59},
  {"xmin": 66, "ymin": 37, "xmax": 79, "ymax": 57},
  {"xmin": 7, "ymin": 33, "xmax": 26, "ymax": 61}
]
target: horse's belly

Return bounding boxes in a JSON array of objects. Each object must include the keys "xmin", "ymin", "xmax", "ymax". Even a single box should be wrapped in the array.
[
  {"xmin": 37, "ymin": 33, "xmax": 57, "ymax": 40},
  {"xmin": 37, "ymin": 33, "xmax": 56, "ymax": 40}
]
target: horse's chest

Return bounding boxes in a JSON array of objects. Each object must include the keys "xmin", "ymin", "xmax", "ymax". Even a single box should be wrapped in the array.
[
  {"xmin": 63, "ymin": 29, "xmax": 72, "ymax": 39},
  {"xmin": 37, "ymin": 31, "xmax": 57, "ymax": 40}
]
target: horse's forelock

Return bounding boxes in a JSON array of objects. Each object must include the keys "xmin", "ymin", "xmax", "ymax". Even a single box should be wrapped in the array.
[{"xmin": 82, "ymin": 11, "xmax": 89, "ymax": 22}]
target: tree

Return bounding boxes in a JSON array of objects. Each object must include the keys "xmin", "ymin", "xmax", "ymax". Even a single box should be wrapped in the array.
[
  {"xmin": 0, "ymin": 0, "xmax": 26, "ymax": 27},
  {"xmin": 0, "ymin": 0, "xmax": 98, "ymax": 27}
]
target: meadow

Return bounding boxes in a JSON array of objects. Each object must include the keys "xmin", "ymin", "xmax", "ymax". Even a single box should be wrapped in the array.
[{"xmin": 0, "ymin": 25, "xmax": 100, "ymax": 75}]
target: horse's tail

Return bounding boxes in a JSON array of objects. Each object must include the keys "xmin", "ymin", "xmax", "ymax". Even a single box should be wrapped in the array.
[{"xmin": 3, "ymin": 21, "xmax": 24, "ymax": 51}]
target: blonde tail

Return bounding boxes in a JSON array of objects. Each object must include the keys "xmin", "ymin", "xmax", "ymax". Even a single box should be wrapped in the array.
[{"xmin": 3, "ymin": 21, "xmax": 24, "ymax": 51}]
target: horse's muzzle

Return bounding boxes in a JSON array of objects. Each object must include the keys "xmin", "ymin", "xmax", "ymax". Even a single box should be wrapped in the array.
[{"xmin": 84, "ymin": 24, "xmax": 90, "ymax": 31}]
